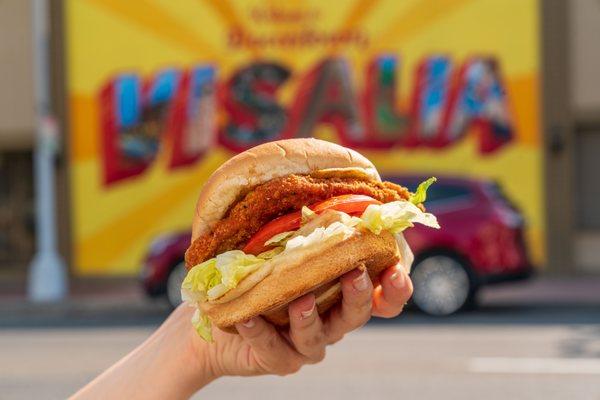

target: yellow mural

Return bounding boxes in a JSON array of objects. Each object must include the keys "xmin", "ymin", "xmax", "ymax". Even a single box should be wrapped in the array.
[{"xmin": 66, "ymin": 0, "xmax": 543, "ymax": 275}]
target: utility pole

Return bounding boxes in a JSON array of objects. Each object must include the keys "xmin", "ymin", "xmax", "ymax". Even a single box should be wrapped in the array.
[{"xmin": 27, "ymin": 0, "xmax": 68, "ymax": 301}]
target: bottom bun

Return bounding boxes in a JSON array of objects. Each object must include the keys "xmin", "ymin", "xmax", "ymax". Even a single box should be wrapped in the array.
[{"xmin": 201, "ymin": 229, "xmax": 400, "ymax": 333}]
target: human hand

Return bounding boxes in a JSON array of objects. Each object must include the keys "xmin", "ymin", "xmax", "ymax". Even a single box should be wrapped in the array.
[
  {"xmin": 190, "ymin": 262, "xmax": 413, "ymax": 378},
  {"xmin": 71, "ymin": 263, "xmax": 412, "ymax": 400}
]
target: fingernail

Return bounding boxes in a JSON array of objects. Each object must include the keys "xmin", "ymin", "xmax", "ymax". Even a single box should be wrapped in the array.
[
  {"xmin": 390, "ymin": 270, "xmax": 405, "ymax": 289},
  {"xmin": 353, "ymin": 272, "xmax": 369, "ymax": 291},
  {"xmin": 300, "ymin": 302, "xmax": 315, "ymax": 319},
  {"xmin": 242, "ymin": 318, "xmax": 255, "ymax": 328}
]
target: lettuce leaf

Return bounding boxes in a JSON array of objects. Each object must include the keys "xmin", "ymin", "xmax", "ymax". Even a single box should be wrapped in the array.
[
  {"xmin": 264, "ymin": 231, "xmax": 295, "ymax": 247},
  {"xmin": 182, "ymin": 250, "xmax": 266, "ymax": 303},
  {"xmin": 257, "ymin": 246, "xmax": 284, "ymax": 259},
  {"xmin": 285, "ymin": 221, "xmax": 356, "ymax": 252},
  {"xmin": 395, "ymin": 232, "xmax": 415, "ymax": 274},
  {"xmin": 215, "ymin": 251, "xmax": 265, "ymax": 288},
  {"xmin": 409, "ymin": 177, "xmax": 436, "ymax": 205},
  {"xmin": 301, "ymin": 206, "xmax": 317, "ymax": 225},
  {"xmin": 204, "ymin": 251, "xmax": 266, "ymax": 300},
  {"xmin": 191, "ymin": 308, "xmax": 213, "ymax": 342},
  {"xmin": 360, "ymin": 201, "xmax": 440, "ymax": 235},
  {"xmin": 181, "ymin": 259, "xmax": 221, "ymax": 303}
]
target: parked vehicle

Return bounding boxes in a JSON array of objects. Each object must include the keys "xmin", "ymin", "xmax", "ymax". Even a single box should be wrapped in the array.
[
  {"xmin": 390, "ymin": 175, "xmax": 532, "ymax": 315},
  {"xmin": 140, "ymin": 175, "xmax": 532, "ymax": 315}
]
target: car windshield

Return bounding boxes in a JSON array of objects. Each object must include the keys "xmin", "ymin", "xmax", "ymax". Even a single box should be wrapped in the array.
[{"xmin": 384, "ymin": 178, "xmax": 472, "ymax": 209}]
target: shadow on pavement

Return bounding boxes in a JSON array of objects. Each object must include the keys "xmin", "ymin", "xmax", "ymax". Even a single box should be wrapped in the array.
[
  {"xmin": 371, "ymin": 303, "xmax": 600, "ymax": 326},
  {"xmin": 2, "ymin": 302, "xmax": 599, "ymax": 330}
]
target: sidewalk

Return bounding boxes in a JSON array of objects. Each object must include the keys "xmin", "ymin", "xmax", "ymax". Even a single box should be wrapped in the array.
[
  {"xmin": 479, "ymin": 275, "xmax": 600, "ymax": 305},
  {"xmin": 0, "ymin": 278, "xmax": 170, "ymax": 328},
  {"xmin": 1, "ymin": 275, "xmax": 599, "ymax": 328}
]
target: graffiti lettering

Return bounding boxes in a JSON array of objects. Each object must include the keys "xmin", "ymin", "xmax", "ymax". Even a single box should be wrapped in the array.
[{"xmin": 99, "ymin": 56, "xmax": 513, "ymax": 185}]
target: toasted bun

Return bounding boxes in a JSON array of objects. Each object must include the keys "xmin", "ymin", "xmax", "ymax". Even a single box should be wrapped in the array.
[
  {"xmin": 200, "ymin": 228, "xmax": 400, "ymax": 332},
  {"xmin": 192, "ymin": 138, "xmax": 380, "ymax": 240}
]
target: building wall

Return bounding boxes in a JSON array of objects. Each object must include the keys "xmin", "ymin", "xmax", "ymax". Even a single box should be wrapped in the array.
[
  {"xmin": 569, "ymin": 0, "xmax": 600, "ymax": 272},
  {"xmin": 0, "ymin": 1, "xmax": 38, "ymax": 273},
  {"xmin": 0, "ymin": 0, "xmax": 35, "ymax": 150},
  {"xmin": 570, "ymin": 0, "xmax": 600, "ymax": 113}
]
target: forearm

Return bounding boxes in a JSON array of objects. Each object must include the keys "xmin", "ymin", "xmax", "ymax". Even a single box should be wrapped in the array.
[{"xmin": 71, "ymin": 306, "xmax": 216, "ymax": 400}]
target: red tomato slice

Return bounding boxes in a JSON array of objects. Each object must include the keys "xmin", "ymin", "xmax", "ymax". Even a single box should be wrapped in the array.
[
  {"xmin": 242, "ymin": 211, "xmax": 302, "ymax": 256},
  {"xmin": 243, "ymin": 194, "xmax": 381, "ymax": 255},
  {"xmin": 311, "ymin": 194, "xmax": 382, "ymax": 215}
]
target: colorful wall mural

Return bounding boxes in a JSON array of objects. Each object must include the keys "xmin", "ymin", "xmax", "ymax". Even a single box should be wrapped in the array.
[{"xmin": 66, "ymin": 0, "xmax": 543, "ymax": 275}]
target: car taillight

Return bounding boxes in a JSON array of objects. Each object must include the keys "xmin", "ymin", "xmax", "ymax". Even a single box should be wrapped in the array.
[{"xmin": 475, "ymin": 221, "xmax": 524, "ymax": 270}]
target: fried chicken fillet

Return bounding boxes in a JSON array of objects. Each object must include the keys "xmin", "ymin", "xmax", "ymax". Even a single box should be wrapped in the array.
[{"xmin": 185, "ymin": 173, "xmax": 410, "ymax": 268}]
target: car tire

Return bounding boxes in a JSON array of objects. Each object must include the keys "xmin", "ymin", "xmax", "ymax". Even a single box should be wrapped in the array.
[
  {"xmin": 410, "ymin": 253, "xmax": 475, "ymax": 316},
  {"xmin": 166, "ymin": 261, "xmax": 187, "ymax": 309}
]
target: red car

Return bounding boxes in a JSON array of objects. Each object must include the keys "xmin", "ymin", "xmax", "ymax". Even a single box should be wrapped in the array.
[{"xmin": 140, "ymin": 175, "xmax": 533, "ymax": 315}]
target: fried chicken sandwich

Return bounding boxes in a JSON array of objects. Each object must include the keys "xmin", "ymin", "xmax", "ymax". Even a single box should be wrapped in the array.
[{"xmin": 181, "ymin": 138, "xmax": 439, "ymax": 341}]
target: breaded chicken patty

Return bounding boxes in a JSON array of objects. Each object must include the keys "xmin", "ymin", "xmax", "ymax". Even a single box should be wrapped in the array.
[{"xmin": 185, "ymin": 174, "xmax": 410, "ymax": 268}]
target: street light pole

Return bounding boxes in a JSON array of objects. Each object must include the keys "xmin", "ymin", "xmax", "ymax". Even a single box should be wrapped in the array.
[{"xmin": 27, "ymin": 0, "xmax": 68, "ymax": 301}]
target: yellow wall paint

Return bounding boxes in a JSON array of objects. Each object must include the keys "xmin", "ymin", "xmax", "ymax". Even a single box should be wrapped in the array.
[{"xmin": 66, "ymin": 0, "xmax": 544, "ymax": 275}]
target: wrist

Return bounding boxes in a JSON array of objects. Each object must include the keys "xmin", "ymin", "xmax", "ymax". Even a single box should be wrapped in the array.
[{"xmin": 167, "ymin": 305, "xmax": 221, "ymax": 392}]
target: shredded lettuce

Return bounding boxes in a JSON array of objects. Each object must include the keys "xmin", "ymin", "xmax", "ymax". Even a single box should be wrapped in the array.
[
  {"xmin": 264, "ymin": 231, "xmax": 295, "ymax": 247},
  {"xmin": 204, "ymin": 251, "xmax": 266, "ymax": 301},
  {"xmin": 340, "ymin": 213, "xmax": 362, "ymax": 227},
  {"xmin": 285, "ymin": 221, "xmax": 356, "ymax": 252},
  {"xmin": 395, "ymin": 232, "xmax": 415, "ymax": 274},
  {"xmin": 301, "ymin": 206, "xmax": 317, "ymax": 224},
  {"xmin": 182, "ymin": 250, "xmax": 267, "ymax": 303},
  {"xmin": 191, "ymin": 308, "xmax": 213, "ymax": 342},
  {"xmin": 257, "ymin": 246, "xmax": 284, "ymax": 259},
  {"xmin": 181, "ymin": 259, "xmax": 221, "ymax": 303},
  {"xmin": 360, "ymin": 201, "xmax": 440, "ymax": 235},
  {"xmin": 409, "ymin": 177, "xmax": 436, "ymax": 205},
  {"xmin": 183, "ymin": 251, "xmax": 271, "ymax": 343}
]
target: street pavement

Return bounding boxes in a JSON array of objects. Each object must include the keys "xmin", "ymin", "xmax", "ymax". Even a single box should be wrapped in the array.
[{"xmin": 1, "ymin": 276, "xmax": 599, "ymax": 399}]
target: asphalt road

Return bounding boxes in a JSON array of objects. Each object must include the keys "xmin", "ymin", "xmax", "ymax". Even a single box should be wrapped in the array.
[{"xmin": 1, "ymin": 306, "xmax": 600, "ymax": 400}]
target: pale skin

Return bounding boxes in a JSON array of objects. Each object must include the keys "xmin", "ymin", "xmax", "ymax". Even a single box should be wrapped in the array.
[{"xmin": 71, "ymin": 263, "xmax": 413, "ymax": 399}]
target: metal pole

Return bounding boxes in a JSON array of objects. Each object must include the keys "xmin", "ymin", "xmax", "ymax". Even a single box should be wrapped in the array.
[{"xmin": 27, "ymin": 0, "xmax": 68, "ymax": 301}]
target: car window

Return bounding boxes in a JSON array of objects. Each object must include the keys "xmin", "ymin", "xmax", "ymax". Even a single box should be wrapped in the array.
[
  {"xmin": 423, "ymin": 185, "xmax": 472, "ymax": 205},
  {"xmin": 400, "ymin": 180, "xmax": 473, "ymax": 206}
]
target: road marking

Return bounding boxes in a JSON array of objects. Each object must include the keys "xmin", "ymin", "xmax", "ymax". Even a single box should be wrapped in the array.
[{"xmin": 468, "ymin": 357, "xmax": 600, "ymax": 375}]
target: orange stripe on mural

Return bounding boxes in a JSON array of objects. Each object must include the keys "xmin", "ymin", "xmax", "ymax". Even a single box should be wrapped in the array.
[
  {"xmin": 86, "ymin": 0, "xmax": 222, "ymax": 61},
  {"xmin": 202, "ymin": 0, "xmax": 261, "ymax": 58},
  {"xmin": 374, "ymin": 0, "xmax": 474, "ymax": 47},
  {"xmin": 70, "ymin": 94, "xmax": 99, "ymax": 162},
  {"xmin": 507, "ymin": 74, "xmax": 540, "ymax": 146},
  {"xmin": 329, "ymin": 0, "xmax": 381, "ymax": 53},
  {"xmin": 76, "ymin": 154, "xmax": 227, "ymax": 268}
]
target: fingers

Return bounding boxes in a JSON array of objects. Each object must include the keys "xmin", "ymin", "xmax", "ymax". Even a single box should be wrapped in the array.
[
  {"xmin": 288, "ymin": 294, "xmax": 326, "ymax": 363},
  {"xmin": 371, "ymin": 264, "xmax": 413, "ymax": 318},
  {"xmin": 324, "ymin": 268, "xmax": 373, "ymax": 344},
  {"xmin": 235, "ymin": 316, "xmax": 304, "ymax": 376}
]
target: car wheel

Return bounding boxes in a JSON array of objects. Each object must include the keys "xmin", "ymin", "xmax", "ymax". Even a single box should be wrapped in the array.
[
  {"xmin": 166, "ymin": 261, "xmax": 187, "ymax": 309},
  {"xmin": 410, "ymin": 254, "xmax": 474, "ymax": 316}
]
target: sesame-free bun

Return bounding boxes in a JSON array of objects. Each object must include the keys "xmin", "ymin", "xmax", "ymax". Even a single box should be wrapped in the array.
[
  {"xmin": 189, "ymin": 138, "xmax": 403, "ymax": 334},
  {"xmin": 192, "ymin": 138, "xmax": 379, "ymax": 240}
]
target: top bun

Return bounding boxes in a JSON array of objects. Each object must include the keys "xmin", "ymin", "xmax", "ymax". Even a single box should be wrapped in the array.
[{"xmin": 192, "ymin": 138, "xmax": 379, "ymax": 240}]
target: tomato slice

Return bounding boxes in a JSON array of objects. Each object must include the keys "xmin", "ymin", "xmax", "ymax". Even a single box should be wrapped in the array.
[
  {"xmin": 242, "ymin": 211, "xmax": 302, "ymax": 256},
  {"xmin": 243, "ymin": 194, "xmax": 381, "ymax": 255},
  {"xmin": 311, "ymin": 194, "xmax": 382, "ymax": 215}
]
